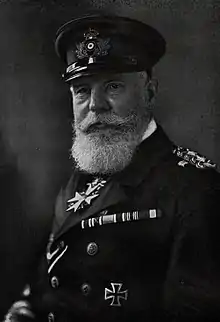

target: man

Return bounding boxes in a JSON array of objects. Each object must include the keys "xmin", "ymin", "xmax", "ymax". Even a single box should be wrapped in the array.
[{"xmin": 5, "ymin": 14, "xmax": 220, "ymax": 322}]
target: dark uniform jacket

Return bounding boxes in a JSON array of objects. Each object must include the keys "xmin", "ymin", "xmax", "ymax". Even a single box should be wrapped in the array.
[{"xmin": 17, "ymin": 126, "xmax": 220, "ymax": 321}]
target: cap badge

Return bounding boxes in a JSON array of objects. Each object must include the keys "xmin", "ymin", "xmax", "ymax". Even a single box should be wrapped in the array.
[{"xmin": 76, "ymin": 28, "xmax": 111, "ymax": 61}]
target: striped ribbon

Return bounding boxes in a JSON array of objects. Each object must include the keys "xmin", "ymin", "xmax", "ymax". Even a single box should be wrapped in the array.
[{"xmin": 81, "ymin": 209, "xmax": 162, "ymax": 229}]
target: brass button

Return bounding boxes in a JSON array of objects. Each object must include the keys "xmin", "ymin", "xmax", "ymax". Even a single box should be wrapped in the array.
[
  {"xmin": 87, "ymin": 242, "xmax": 98, "ymax": 256},
  {"xmin": 81, "ymin": 283, "xmax": 91, "ymax": 296},
  {"xmin": 51, "ymin": 276, "xmax": 59, "ymax": 288},
  {"xmin": 48, "ymin": 312, "xmax": 55, "ymax": 322}
]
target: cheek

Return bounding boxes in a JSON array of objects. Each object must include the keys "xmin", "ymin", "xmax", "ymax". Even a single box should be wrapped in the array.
[
  {"xmin": 72, "ymin": 99, "xmax": 89, "ymax": 123},
  {"xmin": 108, "ymin": 94, "xmax": 134, "ymax": 116},
  {"xmin": 108, "ymin": 91, "xmax": 144, "ymax": 117}
]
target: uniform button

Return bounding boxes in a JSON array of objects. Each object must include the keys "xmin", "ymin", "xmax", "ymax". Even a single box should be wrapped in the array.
[
  {"xmin": 48, "ymin": 312, "xmax": 55, "ymax": 322},
  {"xmin": 87, "ymin": 242, "xmax": 98, "ymax": 256},
  {"xmin": 180, "ymin": 279, "xmax": 185, "ymax": 285},
  {"xmin": 51, "ymin": 276, "xmax": 59, "ymax": 288},
  {"xmin": 81, "ymin": 283, "xmax": 91, "ymax": 296}
]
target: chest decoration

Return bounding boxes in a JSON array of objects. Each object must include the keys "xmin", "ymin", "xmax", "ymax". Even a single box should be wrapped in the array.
[
  {"xmin": 173, "ymin": 146, "xmax": 216, "ymax": 169},
  {"xmin": 66, "ymin": 177, "xmax": 107, "ymax": 212},
  {"xmin": 81, "ymin": 208, "xmax": 162, "ymax": 229},
  {"xmin": 105, "ymin": 283, "xmax": 128, "ymax": 307}
]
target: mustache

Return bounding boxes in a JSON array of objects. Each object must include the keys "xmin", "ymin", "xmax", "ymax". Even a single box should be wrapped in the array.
[{"xmin": 76, "ymin": 113, "xmax": 135, "ymax": 132}]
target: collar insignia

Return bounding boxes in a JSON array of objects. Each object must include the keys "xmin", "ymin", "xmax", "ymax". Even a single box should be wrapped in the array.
[{"xmin": 66, "ymin": 177, "xmax": 106, "ymax": 212}]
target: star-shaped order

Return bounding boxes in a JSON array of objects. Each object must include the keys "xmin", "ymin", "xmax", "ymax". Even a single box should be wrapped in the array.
[
  {"xmin": 66, "ymin": 192, "xmax": 99, "ymax": 212},
  {"xmin": 66, "ymin": 178, "xmax": 106, "ymax": 212}
]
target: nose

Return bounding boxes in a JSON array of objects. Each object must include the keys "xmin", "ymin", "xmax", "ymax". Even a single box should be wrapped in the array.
[{"xmin": 89, "ymin": 85, "xmax": 111, "ymax": 113}]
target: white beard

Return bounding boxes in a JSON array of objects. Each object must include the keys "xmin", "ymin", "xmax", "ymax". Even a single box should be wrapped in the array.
[{"xmin": 71, "ymin": 128, "xmax": 143, "ymax": 175}]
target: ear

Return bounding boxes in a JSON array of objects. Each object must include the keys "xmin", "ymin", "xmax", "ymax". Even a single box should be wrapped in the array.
[
  {"xmin": 70, "ymin": 85, "xmax": 74, "ymax": 94},
  {"xmin": 145, "ymin": 78, "xmax": 158, "ymax": 102}
]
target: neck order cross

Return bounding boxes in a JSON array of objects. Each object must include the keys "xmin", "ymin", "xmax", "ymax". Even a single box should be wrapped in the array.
[{"xmin": 66, "ymin": 177, "xmax": 106, "ymax": 212}]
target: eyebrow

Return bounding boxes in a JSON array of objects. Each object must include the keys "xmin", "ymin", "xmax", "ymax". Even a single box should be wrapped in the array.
[
  {"xmin": 103, "ymin": 79, "xmax": 125, "ymax": 84},
  {"xmin": 72, "ymin": 83, "xmax": 90, "ymax": 88}
]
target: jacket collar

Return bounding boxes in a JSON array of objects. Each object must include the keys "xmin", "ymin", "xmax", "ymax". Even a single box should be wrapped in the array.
[{"xmin": 112, "ymin": 124, "xmax": 174, "ymax": 188}]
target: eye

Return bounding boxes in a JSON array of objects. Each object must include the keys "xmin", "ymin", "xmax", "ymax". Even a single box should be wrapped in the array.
[
  {"xmin": 73, "ymin": 85, "xmax": 90, "ymax": 96},
  {"xmin": 106, "ymin": 81, "xmax": 125, "ymax": 94}
]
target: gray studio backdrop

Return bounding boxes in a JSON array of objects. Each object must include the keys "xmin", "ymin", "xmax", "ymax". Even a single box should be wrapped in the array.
[{"xmin": 0, "ymin": 0, "xmax": 219, "ymax": 313}]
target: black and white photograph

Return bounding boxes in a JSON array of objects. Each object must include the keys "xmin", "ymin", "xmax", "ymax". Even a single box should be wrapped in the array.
[{"xmin": 0, "ymin": 0, "xmax": 220, "ymax": 321}]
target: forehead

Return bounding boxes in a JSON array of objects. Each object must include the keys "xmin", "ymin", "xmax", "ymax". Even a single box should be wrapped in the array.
[{"xmin": 70, "ymin": 71, "xmax": 141, "ymax": 86}]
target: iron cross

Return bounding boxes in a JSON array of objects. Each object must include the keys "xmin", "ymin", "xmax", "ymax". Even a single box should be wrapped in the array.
[{"xmin": 105, "ymin": 283, "xmax": 128, "ymax": 307}]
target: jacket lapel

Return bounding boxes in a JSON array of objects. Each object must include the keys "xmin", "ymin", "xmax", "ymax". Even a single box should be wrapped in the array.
[{"xmin": 51, "ymin": 170, "xmax": 81, "ymax": 238}]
